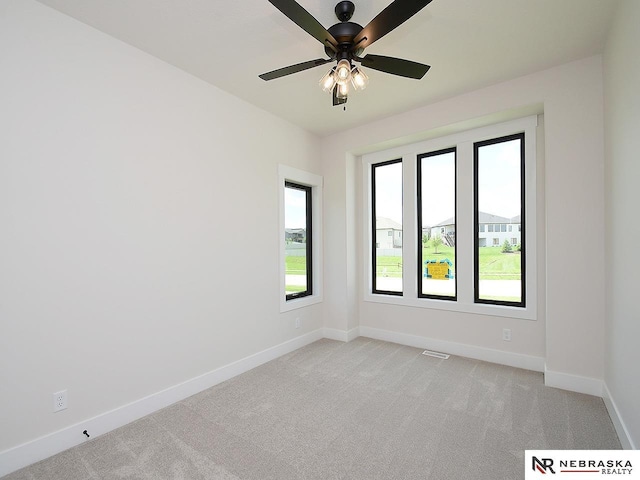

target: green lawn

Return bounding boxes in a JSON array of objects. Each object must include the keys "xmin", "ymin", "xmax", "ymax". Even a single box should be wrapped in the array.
[
  {"xmin": 285, "ymin": 285, "xmax": 306, "ymax": 293},
  {"xmin": 373, "ymin": 245, "xmax": 521, "ymax": 280},
  {"xmin": 285, "ymin": 256, "xmax": 307, "ymax": 293},
  {"xmin": 374, "ymin": 257, "xmax": 404, "ymax": 277},
  {"xmin": 476, "ymin": 246, "xmax": 522, "ymax": 280},
  {"xmin": 285, "ymin": 255, "xmax": 307, "ymax": 275},
  {"xmin": 287, "ymin": 246, "xmax": 521, "ymax": 281}
]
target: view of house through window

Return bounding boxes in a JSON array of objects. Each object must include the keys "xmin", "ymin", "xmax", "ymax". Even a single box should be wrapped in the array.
[
  {"xmin": 372, "ymin": 159, "xmax": 403, "ymax": 295},
  {"xmin": 474, "ymin": 134, "xmax": 525, "ymax": 306},
  {"xmin": 364, "ymin": 116, "xmax": 536, "ymax": 316},
  {"xmin": 418, "ymin": 148, "xmax": 456, "ymax": 299},
  {"xmin": 284, "ymin": 181, "xmax": 312, "ymax": 300}
]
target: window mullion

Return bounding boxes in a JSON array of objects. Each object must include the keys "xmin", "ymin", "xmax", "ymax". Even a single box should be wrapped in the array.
[
  {"xmin": 402, "ymin": 154, "xmax": 417, "ymax": 298},
  {"xmin": 456, "ymin": 141, "xmax": 475, "ymax": 305}
]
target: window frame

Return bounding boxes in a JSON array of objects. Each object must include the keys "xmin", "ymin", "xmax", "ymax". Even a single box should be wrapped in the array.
[
  {"xmin": 284, "ymin": 181, "xmax": 313, "ymax": 301},
  {"xmin": 417, "ymin": 147, "xmax": 457, "ymax": 301},
  {"xmin": 474, "ymin": 132, "xmax": 526, "ymax": 308},
  {"xmin": 362, "ymin": 115, "xmax": 538, "ymax": 321},
  {"xmin": 371, "ymin": 158, "xmax": 403, "ymax": 296},
  {"xmin": 279, "ymin": 165, "xmax": 323, "ymax": 312}
]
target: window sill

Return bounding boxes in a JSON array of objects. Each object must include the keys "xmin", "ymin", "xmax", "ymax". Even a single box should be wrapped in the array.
[
  {"xmin": 280, "ymin": 293, "xmax": 323, "ymax": 313},
  {"xmin": 364, "ymin": 292, "xmax": 536, "ymax": 320}
]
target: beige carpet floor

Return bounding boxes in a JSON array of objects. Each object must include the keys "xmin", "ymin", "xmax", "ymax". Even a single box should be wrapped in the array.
[{"xmin": 4, "ymin": 338, "xmax": 621, "ymax": 479}]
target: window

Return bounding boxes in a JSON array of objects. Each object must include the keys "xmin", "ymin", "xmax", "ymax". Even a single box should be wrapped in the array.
[
  {"xmin": 279, "ymin": 165, "xmax": 323, "ymax": 312},
  {"xmin": 284, "ymin": 182, "xmax": 312, "ymax": 300},
  {"xmin": 417, "ymin": 148, "xmax": 456, "ymax": 299},
  {"xmin": 372, "ymin": 159, "xmax": 403, "ymax": 295},
  {"xmin": 474, "ymin": 133, "xmax": 525, "ymax": 307},
  {"xmin": 363, "ymin": 115, "xmax": 537, "ymax": 320}
]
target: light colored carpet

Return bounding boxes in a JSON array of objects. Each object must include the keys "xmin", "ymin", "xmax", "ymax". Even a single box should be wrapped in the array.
[{"xmin": 4, "ymin": 338, "xmax": 621, "ymax": 479}]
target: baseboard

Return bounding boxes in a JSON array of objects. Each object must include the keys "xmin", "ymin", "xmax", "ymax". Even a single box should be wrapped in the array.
[
  {"xmin": 0, "ymin": 329, "xmax": 324, "ymax": 478},
  {"xmin": 543, "ymin": 367, "xmax": 604, "ymax": 397},
  {"xmin": 322, "ymin": 327, "xmax": 360, "ymax": 342},
  {"xmin": 358, "ymin": 326, "xmax": 545, "ymax": 372},
  {"xmin": 602, "ymin": 383, "xmax": 636, "ymax": 450}
]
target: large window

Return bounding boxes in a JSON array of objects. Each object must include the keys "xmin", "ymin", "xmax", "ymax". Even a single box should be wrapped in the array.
[
  {"xmin": 417, "ymin": 148, "xmax": 456, "ymax": 299},
  {"xmin": 363, "ymin": 116, "xmax": 538, "ymax": 320},
  {"xmin": 285, "ymin": 182, "xmax": 312, "ymax": 300},
  {"xmin": 371, "ymin": 159, "xmax": 403, "ymax": 295},
  {"xmin": 474, "ymin": 133, "xmax": 525, "ymax": 306}
]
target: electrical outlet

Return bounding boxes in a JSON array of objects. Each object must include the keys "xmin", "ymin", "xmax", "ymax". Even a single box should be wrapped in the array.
[
  {"xmin": 295, "ymin": 317, "xmax": 301, "ymax": 329},
  {"xmin": 53, "ymin": 390, "xmax": 68, "ymax": 412},
  {"xmin": 502, "ymin": 328, "xmax": 512, "ymax": 342}
]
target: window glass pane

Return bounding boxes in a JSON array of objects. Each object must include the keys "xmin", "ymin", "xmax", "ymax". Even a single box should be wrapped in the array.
[
  {"xmin": 372, "ymin": 160, "xmax": 403, "ymax": 295},
  {"xmin": 418, "ymin": 149, "xmax": 456, "ymax": 299},
  {"xmin": 475, "ymin": 134, "xmax": 524, "ymax": 306},
  {"xmin": 285, "ymin": 182, "xmax": 312, "ymax": 300}
]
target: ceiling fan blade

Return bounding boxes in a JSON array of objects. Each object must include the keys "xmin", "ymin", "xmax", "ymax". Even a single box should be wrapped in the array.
[
  {"xmin": 268, "ymin": 0, "xmax": 338, "ymax": 51},
  {"xmin": 259, "ymin": 58, "xmax": 332, "ymax": 81},
  {"xmin": 360, "ymin": 54, "xmax": 430, "ymax": 79},
  {"xmin": 352, "ymin": 0, "xmax": 433, "ymax": 51}
]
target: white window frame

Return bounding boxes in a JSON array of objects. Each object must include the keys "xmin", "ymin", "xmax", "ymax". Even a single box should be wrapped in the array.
[
  {"xmin": 362, "ymin": 116, "xmax": 538, "ymax": 320},
  {"xmin": 279, "ymin": 164, "xmax": 323, "ymax": 312}
]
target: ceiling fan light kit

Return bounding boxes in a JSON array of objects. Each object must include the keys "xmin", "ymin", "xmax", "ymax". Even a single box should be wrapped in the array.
[
  {"xmin": 319, "ymin": 67, "xmax": 337, "ymax": 92},
  {"xmin": 260, "ymin": 0, "xmax": 433, "ymax": 107},
  {"xmin": 351, "ymin": 66, "xmax": 369, "ymax": 90}
]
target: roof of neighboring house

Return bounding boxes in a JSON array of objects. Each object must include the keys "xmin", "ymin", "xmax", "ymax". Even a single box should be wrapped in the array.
[
  {"xmin": 478, "ymin": 212, "xmax": 512, "ymax": 224},
  {"xmin": 432, "ymin": 216, "xmax": 455, "ymax": 227},
  {"xmin": 376, "ymin": 217, "xmax": 402, "ymax": 230},
  {"xmin": 431, "ymin": 212, "xmax": 521, "ymax": 227}
]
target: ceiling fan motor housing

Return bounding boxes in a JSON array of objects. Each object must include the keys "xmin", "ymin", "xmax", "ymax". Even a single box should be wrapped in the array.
[
  {"xmin": 327, "ymin": 22, "xmax": 363, "ymax": 49},
  {"xmin": 323, "ymin": 2, "xmax": 362, "ymax": 59}
]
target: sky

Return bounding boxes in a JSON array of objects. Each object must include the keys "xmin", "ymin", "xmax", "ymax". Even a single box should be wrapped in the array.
[
  {"xmin": 476, "ymin": 139, "xmax": 521, "ymax": 219},
  {"xmin": 285, "ymin": 137, "xmax": 522, "ymax": 230},
  {"xmin": 375, "ymin": 138, "xmax": 522, "ymax": 227},
  {"xmin": 284, "ymin": 186, "xmax": 307, "ymax": 229},
  {"xmin": 420, "ymin": 151, "xmax": 455, "ymax": 227}
]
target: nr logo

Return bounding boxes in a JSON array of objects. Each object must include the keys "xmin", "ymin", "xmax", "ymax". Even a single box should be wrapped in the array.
[{"xmin": 532, "ymin": 457, "xmax": 556, "ymax": 474}]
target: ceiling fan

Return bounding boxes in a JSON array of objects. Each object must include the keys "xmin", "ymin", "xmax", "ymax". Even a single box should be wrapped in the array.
[{"xmin": 259, "ymin": 0, "xmax": 433, "ymax": 106}]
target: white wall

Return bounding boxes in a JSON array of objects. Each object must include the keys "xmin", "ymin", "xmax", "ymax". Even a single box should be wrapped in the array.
[
  {"xmin": 603, "ymin": 0, "xmax": 640, "ymax": 449},
  {"xmin": 321, "ymin": 56, "xmax": 606, "ymax": 388},
  {"xmin": 0, "ymin": 0, "xmax": 322, "ymax": 459}
]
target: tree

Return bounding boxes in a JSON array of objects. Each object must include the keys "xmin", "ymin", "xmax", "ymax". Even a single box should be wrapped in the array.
[
  {"xmin": 422, "ymin": 233, "xmax": 429, "ymax": 248},
  {"xmin": 431, "ymin": 234, "xmax": 443, "ymax": 254},
  {"xmin": 502, "ymin": 239, "xmax": 513, "ymax": 253}
]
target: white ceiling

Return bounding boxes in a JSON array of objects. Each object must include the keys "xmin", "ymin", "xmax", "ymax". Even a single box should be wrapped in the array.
[{"xmin": 36, "ymin": 0, "xmax": 618, "ymax": 136}]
